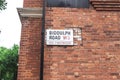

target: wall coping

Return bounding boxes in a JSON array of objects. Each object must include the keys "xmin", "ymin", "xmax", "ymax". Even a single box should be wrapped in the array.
[{"xmin": 17, "ymin": 8, "xmax": 42, "ymax": 19}]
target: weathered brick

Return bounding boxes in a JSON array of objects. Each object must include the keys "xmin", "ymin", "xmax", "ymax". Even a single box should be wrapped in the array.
[
  {"xmin": 44, "ymin": 8, "xmax": 120, "ymax": 80},
  {"xmin": 17, "ymin": 18, "xmax": 42, "ymax": 80},
  {"xmin": 18, "ymin": 0, "xmax": 120, "ymax": 80},
  {"xmin": 23, "ymin": 0, "xmax": 43, "ymax": 7}
]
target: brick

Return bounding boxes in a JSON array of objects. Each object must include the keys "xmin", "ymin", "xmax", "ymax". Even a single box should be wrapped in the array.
[
  {"xmin": 18, "ymin": 0, "xmax": 120, "ymax": 80},
  {"xmin": 17, "ymin": 18, "xmax": 42, "ymax": 80},
  {"xmin": 23, "ymin": 0, "xmax": 43, "ymax": 7},
  {"xmin": 44, "ymin": 8, "xmax": 120, "ymax": 80}
]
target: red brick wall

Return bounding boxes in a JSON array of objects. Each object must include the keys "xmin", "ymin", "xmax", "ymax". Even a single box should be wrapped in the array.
[
  {"xmin": 17, "ymin": 18, "xmax": 42, "ymax": 80},
  {"xmin": 44, "ymin": 8, "xmax": 120, "ymax": 80},
  {"xmin": 23, "ymin": 0, "xmax": 43, "ymax": 7},
  {"xmin": 17, "ymin": 0, "xmax": 43, "ymax": 79},
  {"xmin": 18, "ymin": 0, "xmax": 120, "ymax": 80}
]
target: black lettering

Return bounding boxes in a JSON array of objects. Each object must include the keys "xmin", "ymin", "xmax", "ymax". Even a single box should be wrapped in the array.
[
  {"xmin": 49, "ymin": 31, "xmax": 52, "ymax": 35},
  {"xmin": 49, "ymin": 36, "xmax": 53, "ymax": 39},
  {"xmin": 49, "ymin": 31, "xmax": 71, "ymax": 35},
  {"xmin": 65, "ymin": 31, "xmax": 70, "ymax": 35},
  {"xmin": 58, "ymin": 36, "xmax": 61, "ymax": 40},
  {"xmin": 49, "ymin": 36, "xmax": 61, "ymax": 40}
]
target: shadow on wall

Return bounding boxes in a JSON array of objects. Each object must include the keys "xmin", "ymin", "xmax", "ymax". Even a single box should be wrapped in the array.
[{"xmin": 47, "ymin": 0, "xmax": 90, "ymax": 8}]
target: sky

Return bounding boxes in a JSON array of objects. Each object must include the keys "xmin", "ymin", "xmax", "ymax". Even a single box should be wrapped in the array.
[{"xmin": 0, "ymin": 0, "xmax": 23, "ymax": 48}]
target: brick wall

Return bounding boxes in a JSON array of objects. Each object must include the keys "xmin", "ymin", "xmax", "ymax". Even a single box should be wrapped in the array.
[
  {"xmin": 17, "ymin": 0, "xmax": 43, "ymax": 79},
  {"xmin": 44, "ymin": 8, "xmax": 120, "ymax": 80},
  {"xmin": 23, "ymin": 0, "xmax": 43, "ymax": 7},
  {"xmin": 17, "ymin": 18, "xmax": 42, "ymax": 80},
  {"xmin": 18, "ymin": 0, "xmax": 120, "ymax": 80}
]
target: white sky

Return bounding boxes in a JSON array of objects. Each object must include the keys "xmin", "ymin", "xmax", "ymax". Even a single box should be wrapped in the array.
[{"xmin": 0, "ymin": 0, "xmax": 23, "ymax": 48}]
